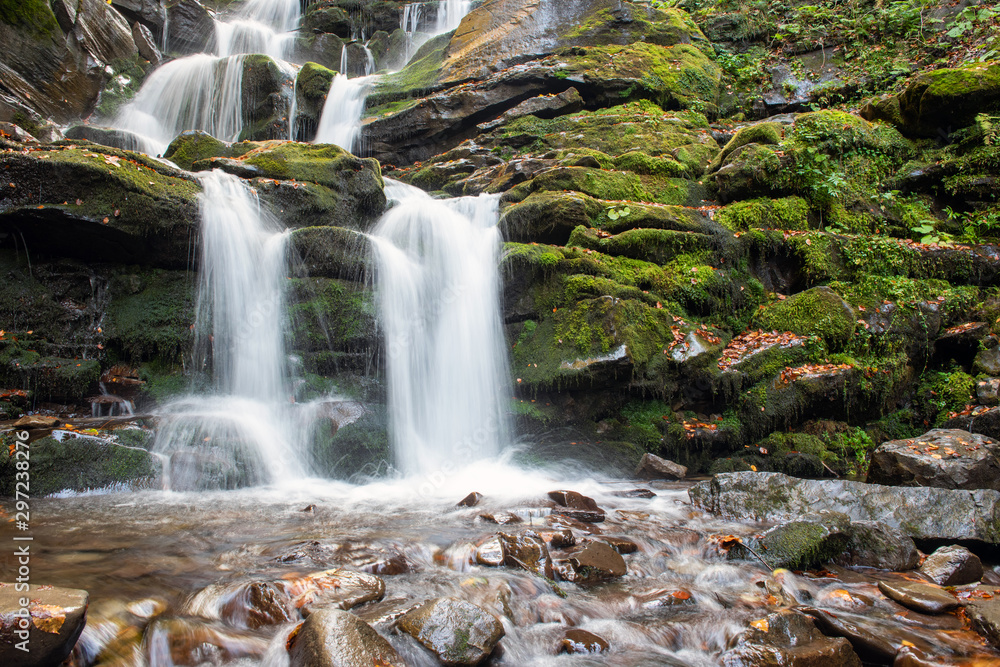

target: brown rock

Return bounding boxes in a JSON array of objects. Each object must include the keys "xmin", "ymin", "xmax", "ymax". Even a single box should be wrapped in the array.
[
  {"xmin": 479, "ymin": 511, "xmax": 522, "ymax": 524},
  {"xmin": 919, "ymin": 544, "xmax": 983, "ymax": 586},
  {"xmin": 280, "ymin": 569, "xmax": 385, "ymax": 614},
  {"xmin": 723, "ymin": 610, "xmax": 861, "ymax": 667},
  {"xmin": 556, "ymin": 541, "xmax": 626, "ymax": 584},
  {"xmin": 614, "ymin": 488, "xmax": 657, "ymax": 498},
  {"xmin": 635, "ymin": 452, "xmax": 687, "ymax": 480},
  {"xmin": 475, "ymin": 536, "xmax": 505, "ymax": 567},
  {"xmin": 547, "ymin": 490, "xmax": 601, "ymax": 511},
  {"xmin": 0, "ymin": 583, "xmax": 89, "ymax": 667},
  {"xmin": 288, "ymin": 608, "xmax": 403, "ymax": 667},
  {"xmin": 498, "ymin": 531, "xmax": 554, "ymax": 578},
  {"xmin": 457, "ymin": 491, "xmax": 483, "ymax": 507},
  {"xmin": 218, "ymin": 582, "xmax": 296, "ymax": 629},
  {"xmin": 559, "ymin": 627, "xmax": 609, "ymax": 654},
  {"xmin": 877, "ymin": 580, "xmax": 958, "ymax": 615},
  {"xmin": 867, "ymin": 429, "xmax": 1000, "ymax": 490},
  {"xmin": 597, "ymin": 536, "xmax": 639, "ymax": 554},
  {"xmin": 397, "ymin": 597, "xmax": 504, "ymax": 666}
]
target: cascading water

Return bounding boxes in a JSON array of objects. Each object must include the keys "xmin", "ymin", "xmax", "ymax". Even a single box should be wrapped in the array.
[
  {"xmin": 313, "ymin": 73, "xmax": 374, "ymax": 152},
  {"xmin": 369, "ymin": 181, "xmax": 511, "ymax": 476},
  {"xmin": 152, "ymin": 170, "xmax": 315, "ymax": 490},
  {"xmin": 435, "ymin": 0, "xmax": 472, "ymax": 33},
  {"xmin": 114, "ymin": 0, "xmax": 301, "ymax": 155}
]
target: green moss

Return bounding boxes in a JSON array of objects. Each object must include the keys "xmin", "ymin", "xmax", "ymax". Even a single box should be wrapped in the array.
[
  {"xmin": 569, "ymin": 225, "xmax": 710, "ymax": 265},
  {"xmin": 94, "ymin": 56, "xmax": 151, "ymax": 121},
  {"xmin": 287, "ymin": 277, "xmax": 375, "ymax": 353},
  {"xmin": 917, "ymin": 369, "xmax": 976, "ymax": 426},
  {"xmin": 505, "ymin": 167, "xmax": 650, "ymax": 204},
  {"xmin": 224, "ymin": 142, "xmax": 384, "ymax": 192},
  {"xmin": 164, "ymin": 132, "xmax": 235, "ymax": 171},
  {"xmin": 708, "ymin": 122, "xmax": 782, "ymax": 172},
  {"xmin": 715, "ymin": 196, "xmax": 809, "ymax": 231},
  {"xmin": 369, "ymin": 32, "xmax": 449, "ymax": 99},
  {"xmin": 105, "ymin": 270, "xmax": 195, "ymax": 363},
  {"xmin": 756, "ymin": 286, "xmax": 856, "ymax": 347},
  {"xmin": 296, "ymin": 61, "xmax": 335, "ymax": 106},
  {"xmin": 0, "ymin": 0, "xmax": 58, "ymax": 36}
]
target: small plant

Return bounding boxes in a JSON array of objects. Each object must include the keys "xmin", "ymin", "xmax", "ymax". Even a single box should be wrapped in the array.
[
  {"xmin": 911, "ymin": 218, "xmax": 953, "ymax": 246},
  {"xmin": 606, "ymin": 205, "xmax": 631, "ymax": 221}
]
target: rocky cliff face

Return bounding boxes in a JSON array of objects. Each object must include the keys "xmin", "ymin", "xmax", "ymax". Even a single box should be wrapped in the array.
[{"xmin": 2, "ymin": 0, "xmax": 1000, "ymax": 479}]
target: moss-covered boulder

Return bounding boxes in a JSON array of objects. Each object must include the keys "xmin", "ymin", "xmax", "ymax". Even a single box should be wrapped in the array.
[
  {"xmin": 862, "ymin": 62, "xmax": 1000, "ymax": 137},
  {"xmin": 193, "ymin": 142, "xmax": 386, "ymax": 228},
  {"xmin": 105, "ymin": 269, "xmax": 195, "ymax": 364},
  {"xmin": 239, "ymin": 55, "xmax": 294, "ymax": 142},
  {"xmin": 731, "ymin": 512, "xmax": 852, "ymax": 570},
  {"xmin": 755, "ymin": 286, "xmax": 856, "ymax": 347},
  {"xmin": 293, "ymin": 62, "xmax": 336, "ymax": 142},
  {"xmin": 707, "ymin": 122, "xmax": 783, "ymax": 173},
  {"xmin": 290, "ymin": 226, "xmax": 368, "ymax": 279},
  {"xmin": 163, "ymin": 131, "xmax": 256, "ymax": 171},
  {"xmin": 0, "ymin": 433, "xmax": 158, "ymax": 497},
  {"xmin": 301, "ymin": 4, "xmax": 351, "ymax": 38},
  {"xmin": 0, "ymin": 143, "xmax": 201, "ymax": 267}
]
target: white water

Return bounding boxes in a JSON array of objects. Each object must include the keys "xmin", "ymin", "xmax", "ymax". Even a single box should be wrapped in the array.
[
  {"xmin": 313, "ymin": 73, "xmax": 374, "ymax": 152},
  {"xmin": 153, "ymin": 171, "xmax": 314, "ymax": 489},
  {"xmin": 370, "ymin": 181, "xmax": 511, "ymax": 476},
  {"xmin": 114, "ymin": 0, "xmax": 301, "ymax": 155},
  {"xmin": 435, "ymin": 0, "xmax": 472, "ymax": 34}
]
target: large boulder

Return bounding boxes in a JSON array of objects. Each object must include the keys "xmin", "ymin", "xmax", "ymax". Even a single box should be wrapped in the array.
[
  {"xmin": 288, "ymin": 608, "xmax": 403, "ymax": 667},
  {"xmin": 730, "ymin": 512, "xmax": 851, "ymax": 570},
  {"xmin": 689, "ymin": 472, "xmax": 1000, "ymax": 543},
  {"xmin": 0, "ymin": 583, "xmax": 89, "ymax": 667},
  {"xmin": 165, "ymin": 0, "xmax": 215, "ymax": 55},
  {"xmin": 240, "ymin": 55, "xmax": 294, "ymax": 141},
  {"xmin": 63, "ymin": 0, "xmax": 138, "ymax": 66},
  {"xmin": 754, "ymin": 286, "xmax": 857, "ymax": 348},
  {"xmin": 293, "ymin": 62, "xmax": 336, "ymax": 141},
  {"xmin": 723, "ymin": 609, "xmax": 861, "ymax": 667},
  {"xmin": 862, "ymin": 62, "xmax": 1000, "ymax": 137},
  {"xmin": 0, "ymin": 144, "xmax": 201, "ymax": 267},
  {"xmin": 0, "ymin": 434, "xmax": 159, "ymax": 497},
  {"xmin": 867, "ymin": 429, "xmax": 1000, "ymax": 490},
  {"xmin": 919, "ymin": 545, "xmax": 983, "ymax": 586},
  {"xmin": 397, "ymin": 597, "xmax": 505, "ymax": 666},
  {"xmin": 834, "ymin": 521, "xmax": 919, "ymax": 571}
]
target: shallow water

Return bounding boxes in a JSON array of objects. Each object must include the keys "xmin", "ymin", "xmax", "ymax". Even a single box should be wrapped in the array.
[{"xmin": 6, "ymin": 461, "xmax": 1000, "ymax": 666}]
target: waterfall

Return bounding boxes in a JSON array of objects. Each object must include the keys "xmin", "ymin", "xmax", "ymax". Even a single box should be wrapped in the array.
[
  {"xmin": 435, "ymin": 0, "xmax": 471, "ymax": 34},
  {"xmin": 115, "ymin": 0, "xmax": 301, "ymax": 154},
  {"xmin": 115, "ymin": 54, "xmax": 247, "ymax": 156},
  {"xmin": 313, "ymin": 73, "xmax": 373, "ymax": 152},
  {"xmin": 369, "ymin": 181, "xmax": 511, "ymax": 476},
  {"xmin": 153, "ymin": 171, "xmax": 313, "ymax": 490}
]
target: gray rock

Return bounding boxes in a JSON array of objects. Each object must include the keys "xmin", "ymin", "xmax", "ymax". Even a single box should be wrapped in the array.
[
  {"xmin": 288, "ymin": 608, "xmax": 403, "ymax": 667},
  {"xmin": 834, "ymin": 521, "xmax": 919, "ymax": 571},
  {"xmin": 977, "ymin": 346, "xmax": 1000, "ymax": 376},
  {"xmin": 166, "ymin": 0, "xmax": 215, "ymax": 55},
  {"xmin": 72, "ymin": 0, "xmax": 138, "ymax": 65},
  {"xmin": 0, "ymin": 122, "xmax": 38, "ymax": 144},
  {"xmin": 943, "ymin": 406, "xmax": 1000, "ymax": 441},
  {"xmin": 635, "ymin": 452, "xmax": 687, "ymax": 480},
  {"xmin": 478, "ymin": 87, "xmax": 584, "ymax": 131},
  {"xmin": 398, "ymin": 597, "xmax": 505, "ymax": 666},
  {"xmin": 723, "ymin": 609, "xmax": 861, "ymax": 667},
  {"xmin": 132, "ymin": 21, "xmax": 161, "ymax": 65},
  {"xmin": 0, "ymin": 583, "xmax": 89, "ymax": 667},
  {"xmin": 966, "ymin": 586, "xmax": 1000, "ymax": 649},
  {"xmin": 979, "ymin": 378, "xmax": 1000, "ymax": 406},
  {"xmin": 731, "ymin": 512, "xmax": 851, "ymax": 570},
  {"xmin": 64, "ymin": 124, "xmax": 147, "ymax": 151},
  {"xmin": 867, "ymin": 429, "xmax": 1000, "ymax": 490},
  {"xmin": 919, "ymin": 545, "xmax": 983, "ymax": 586},
  {"xmin": 689, "ymin": 472, "xmax": 1000, "ymax": 543}
]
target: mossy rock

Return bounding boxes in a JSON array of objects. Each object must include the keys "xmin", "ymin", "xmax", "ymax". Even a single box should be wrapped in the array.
[
  {"xmin": 0, "ymin": 0, "xmax": 59, "ymax": 36},
  {"xmin": 557, "ymin": 42, "xmax": 721, "ymax": 116},
  {"xmin": 0, "ymin": 145, "xmax": 201, "ymax": 267},
  {"xmin": 568, "ymin": 225, "xmax": 713, "ymax": 265},
  {"xmin": 290, "ymin": 225, "xmax": 368, "ymax": 279},
  {"xmin": 707, "ymin": 122, "xmax": 783, "ymax": 173},
  {"xmin": 105, "ymin": 269, "xmax": 195, "ymax": 364},
  {"xmin": 0, "ymin": 434, "xmax": 159, "ymax": 497},
  {"xmin": 864, "ymin": 62, "xmax": 1000, "ymax": 137},
  {"xmin": 163, "ymin": 131, "xmax": 256, "ymax": 171},
  {"xmin": 755, "ymin": 286, "xmax": 856, "ymax": 347},
  {"xmin": 287, "ymin": 277, "xmax": 376, "ymax": 355},
  {"xmin": 370, "ymin": 32, "xmax": 451, "ymax": 99},
  {"xmin": 239, "ymin": 55, "xmax": 294, "ymax": 142},
  {"xmin": 711, "ymin": 143, "xmax": 787, "ymax": 202},
  {"xmin": 301, "ymin": 4, "xmax": 351, "ymax": 37},
  {"xmin": 500, "ymin": 191, "xmax": 605, "ymax": 245},
  {"xmin": 504, "ymin": 167, "xmax": 650, "ymax": 204},
  {"xmin": 193, "ymin": 142, "xmax": 386, "ymax": 226},
  {"xmin": 294, "ymin": 62, "xmax": 336, "ymax": 140},
  {"xmin": 0, "ymin": 353, "xmax": 100, "ymax": 402},
  {"xmin": 715, "ymin": 197, "xmax": 809, "ymax": 231},
  {"xmin": 732, "ymin": 512, "xmax": 852, "ymax": 570}
]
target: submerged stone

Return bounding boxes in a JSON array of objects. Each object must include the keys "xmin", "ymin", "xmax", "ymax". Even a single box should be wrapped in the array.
[
  {"xmin": 723, "ymin": 609, "xmax": 861, "ymax": 667},
  {"xmin": 559, "ymin": 628, "xmax": 609, "ymax": 654}
]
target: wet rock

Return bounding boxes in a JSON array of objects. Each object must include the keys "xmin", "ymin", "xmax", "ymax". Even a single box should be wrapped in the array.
[
  {"xmin": 498, "ymin": 531, "xmax": 554, "ymax": 578},
  {"xmin": 979, "ymin": 378, "xmax": 1000, "ymax": 406},
  {"xmin": 943, "ymin": 405, "xmax": 1000, "ymax": 441},
  {"xmin": 397, "ymin": 597, "xmax": 504, "ymax": 666},
  {"xmin": 0, "ymin": 122, "xmax": 38, "ymax": 144},
  {"xmin": 867, "ymin": 429, "xmax": 1000, "ymax": 490},
  {"xmin": 0, "ymin": 583, "xmax": 89, "ymax": 667},
  {"xmin": 877, "ymin": 580, "xmax": 959, "ymax": 614},
  {"xmin": 965, "ymin": 587, "xmax": 1000, "ymax": 648},
  {"xmin": 919, "ymin": 545, "xmax": 983, "ymax": 586},
  {"xmin": 978, "ymin": 348, "xmax": 1000, "ymax": 377},
  {"xmin": 615, "ymin": 488, "xmax": 657, "ymax": 498},
  {"xmin": 132, "ymin": 22, "xmax": 161, "ymax": 65},
  {"xmin": 166, "ymin": 0, "xmax": 216, "ymax": 56},
  {"xmin": 689, "ymin": 472, "xmax": 1000, "ymax": 543},
  {"xmin": 635, "ymin": 452, "xmax": 687, "ymax": 479},
  {"xmin": 474, "ymin": 536, "xmax": 504, "ymax": 567},
  {"xmin": 217, "ymin": 582, "xmax": 297, "ymax": 629},
  {"xmin": 639, "ymin": 588, "xmax": 696, "ymax": 608},
  {"xmin": 64, "ymin": 124, "xmax": 147, "ymax": 151},
  {"xmin": 478, "ymin": 88, "xmax": 584, "ymax": 131},
  {"xmin": 548, "ymin": 491, "xmax": 606, "ymax": 523},
  {"xmin": 0, "ymin": 434, "xmax": 159, "ymax": 497},
  {"xmin": 72, "ymin": 0, "xmax": 137, "ymax": 65},
  {"xmin": 281, "ymin": 569, "xmax": 386, "ymax": 614},
  {"xmin": 0, "ymin": 144, "xmax": 201, "ymax": 267},
  {"xmin": 288, "ymin": 608, "xmax": 403, "ymax": 667},
  {"xmin": 800, "ymin": 606, "xmax": 931, "ymax": 663},
  {"xmin": 597, "ymin": 536, "xmax": 639, "ymax": 555},
  {"xmin": 457, "ymin": 492, "xmax": 483, "ymax": 507},
  {"xmin": 732, "ymin": 512, "xmax": 851, "ymax": 570},
  {"xmin": 559, "ymin": 628, "xmax": 609, "ymax": 654},
  {"xmin": 556, "ymin": 541, "xmax": 627, "ymax": 584},
  {"xmin": 723, "ymin": 609, "xmax": 861, "ymax": 667},
  {"xmin": 360, "ymin": 555, "xmax": 410, "ymax": 576},
  {"xmin": 479, "ymin": 511, "xmax": 523, "ymax": 525},
  {"xmin": 145, "ymin": 616, "xmax": 269, "ymax": 665},
  {"xmin": 834, "ymin": 521, "xmax": 919, "ymax": 571}
]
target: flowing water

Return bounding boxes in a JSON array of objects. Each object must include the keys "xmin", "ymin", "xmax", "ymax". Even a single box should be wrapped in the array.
[
  {"xmin": 151, "ymin": 171, "xmax": 317, "ymax": 490},
  {"xmin": 435, "ymin": 0, "xmax": 471, "ymax": 34},
  {"xmin": 370, "ymin": 181, "xmax": 510, "ymax": 477},
  {"xmin": 313, "ymin": 73, "xmax": 375, "ymax": 152},
  {"xmin": 114, "ymin": 0, "xmax": 301, "ymax": 155}
]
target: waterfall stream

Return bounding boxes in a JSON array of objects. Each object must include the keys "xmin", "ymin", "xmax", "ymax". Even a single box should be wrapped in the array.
[
  {"xmin": 370, "ymin": 181, "xmax": 510, "ymax": 476},
  {"xmin": 152, "ymin": 171, "xmax": 315, "ymax": 490}
]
